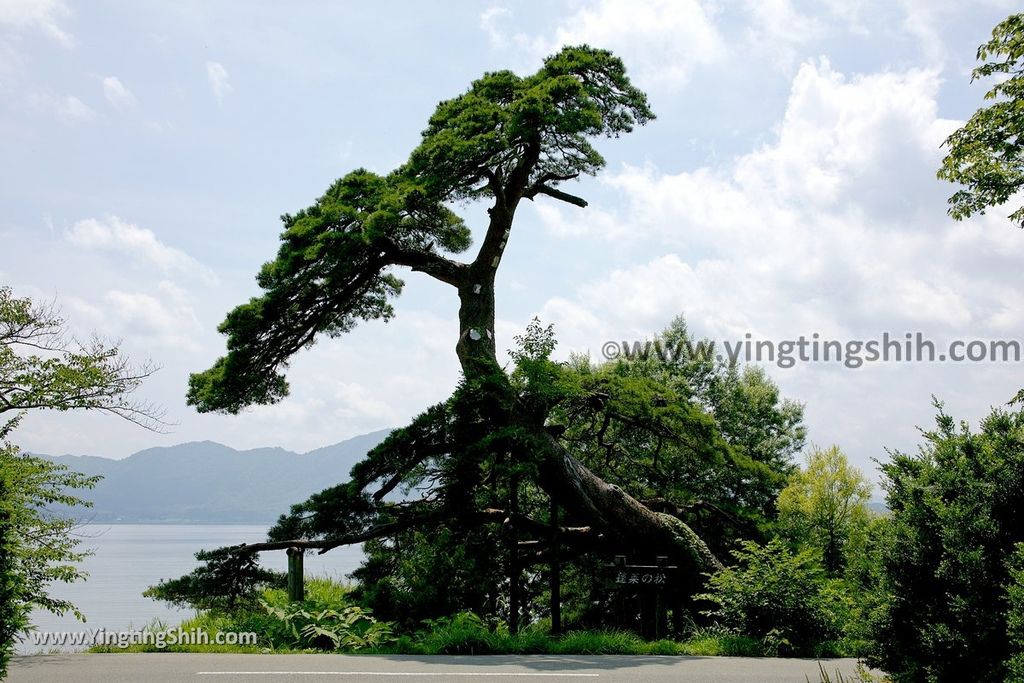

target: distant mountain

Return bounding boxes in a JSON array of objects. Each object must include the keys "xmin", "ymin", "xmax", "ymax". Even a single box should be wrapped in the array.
[{"xmin": 35, "ymin": 429, "xmax": 392, "ymax": 524}]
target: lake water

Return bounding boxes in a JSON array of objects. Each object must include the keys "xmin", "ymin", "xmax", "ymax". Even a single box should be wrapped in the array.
[{"xmin": 20, "ymin": 524, "xmax": 364, "ymax": 653}]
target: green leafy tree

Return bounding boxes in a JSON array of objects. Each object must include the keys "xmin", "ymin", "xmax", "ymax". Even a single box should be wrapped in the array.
[
  {"xmin": 938, "ymin": 13, "xmax": 1024, "ymax": 227},
  {"xmin": 184, "ymin": 47, "xmax": 741, "ymax": 621},
  {"xmin": 866, "ymin": 401, "xmax": 1024, "ymax": 682},
  {"xmin": 0, "ymin": 287, "xmax": 163, "ymax": 428},
  {"xmin": 776, "ymin": 445, "xmax": 872, "ymax": 575},
  {"xmin": 0, "ymin": 424, "xmax": 98, "ymax": 675},
  {"xmin": 0, "ymin": 287, "xmax": 160, "ymax": 676},
  {"xmin": 345, "ymin": 317, "xmax": 804, "ymax": 630},
  {"xmin": 0, "ymin": 438, "xmax": 23, "ymax": 677}
]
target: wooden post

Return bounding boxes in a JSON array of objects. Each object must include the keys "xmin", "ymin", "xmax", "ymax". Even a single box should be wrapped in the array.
[
  {"xmin": 640, "ymin": 592, "xmax": 655, "ymax": 640},
  {"xmin": 655, "ymin": 556, "xmax": 668, "ymax": 640},
  {"xmin": 671, "ymin": 596, "xmax": 686, "ymax": 640},
  {"xmin": 286, "ymin": 546, "xmax": 304, "ymax": 602},
  {"xmin": 508, "ymin": 473, "xmax": 521, "ymax": 635},
  {"xmin": 614, "ymin": 555, "xmax": 626, "ymax": 630},
  {"xmin": 549, "ymin": 496, "xmax": 562, "ymax": 636},
  {"xmin": 654, "ymin": 593, "xmax": 664, "ymax": 640}
]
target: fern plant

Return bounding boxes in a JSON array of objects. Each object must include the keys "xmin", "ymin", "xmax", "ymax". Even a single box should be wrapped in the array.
[{"xmin": 260, "ymin": 600, "xmax": 395, "ymax": 651}]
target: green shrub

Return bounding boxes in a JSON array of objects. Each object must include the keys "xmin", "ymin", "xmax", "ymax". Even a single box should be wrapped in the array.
[
  {"xmin": 123, "ymin": 576, "xmax": 390, "ymax": 654},
  {"xmin": 699, "ymin": 539, "xmax": 840, "ymax": 655},
  {"xmin": 260, "ymin": 601, "xmax": 394, "ymax": 651},
  {"xmin": 1005, "ymin": 544, "xmax": 1024, "ymax": 681},
  {"xmin": 866, "ymin": 403, "xmax": 1024, "ymax": 681},
  {"xmin": 414, "ymin": 612, "xmax": 499, "ymax": 655},
  {"xmin": 679, "ymin": 626, "xmax": 763, "ymax": 656}
]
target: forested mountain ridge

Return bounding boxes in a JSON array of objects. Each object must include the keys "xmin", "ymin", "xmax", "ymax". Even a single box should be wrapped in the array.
[{"xmin": 34, "ymin": 429, "xmax": 391, "ymax": 523}]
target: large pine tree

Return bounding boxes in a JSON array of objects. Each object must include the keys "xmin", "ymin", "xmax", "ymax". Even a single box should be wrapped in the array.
[{"xmin": 188, "ymin": 47, "xmax": 724, "ymax": 607}]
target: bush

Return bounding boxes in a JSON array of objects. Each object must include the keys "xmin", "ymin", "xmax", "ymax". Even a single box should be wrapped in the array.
[
  {"xmin": 699, "ymin": 539, "xmax": 841, "ymax": 655},
  {"xmin": 866, "ymin": 402, "xmax": 1024, "ymax": 682},
  {"xmin": 241, "ymin": 578, "xmax": 396, "ymax": 652},
  {"xmin": 414, "ymin": 612, "xmax": 501, "ymax": 655},
  {"xmin": 260, "ymin": 601, "xmax": 394, "ymax": 651}
]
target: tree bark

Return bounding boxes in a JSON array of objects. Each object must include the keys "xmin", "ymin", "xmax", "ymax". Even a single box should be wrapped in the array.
[{"xmin": 538, "ymin": 433, "xmax": 723, "ymax": 577}]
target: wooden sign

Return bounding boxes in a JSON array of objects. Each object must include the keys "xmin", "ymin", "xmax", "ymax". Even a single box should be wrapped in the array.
[
  {"xmin": 605, "ymin": 555, "xmax": 677, "ymax": 591},
  {"xmin": 612, "ymin": 567, "xmax": 670, "ymax": 586}
]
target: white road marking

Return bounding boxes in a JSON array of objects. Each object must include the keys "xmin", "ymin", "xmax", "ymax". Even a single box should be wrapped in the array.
[{"xmin": 197, "ymin": 673, "xmax": 599, "ymax": 677}]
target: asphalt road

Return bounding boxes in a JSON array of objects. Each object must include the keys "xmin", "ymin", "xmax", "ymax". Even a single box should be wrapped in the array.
[{"xmin": 8, "ymin": 654, "xmax": 872, "ymax": 682}]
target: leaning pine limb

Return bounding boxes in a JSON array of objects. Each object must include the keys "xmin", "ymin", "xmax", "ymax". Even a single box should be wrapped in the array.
[{"xmin": 538, "ymin": 433, "xmax": 723, "ymax": 576}]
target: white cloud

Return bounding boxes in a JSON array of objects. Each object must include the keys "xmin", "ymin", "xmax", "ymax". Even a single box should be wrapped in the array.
[
  {"xmin": 331, "ymin": 381, "xmax": 400, "ymax": 422},
  {"xmin": 28, "ymin": 92, "xmax": 95, "ymax": 121},
  {"xmin": 541, "ymin": 60, "xmax": 961, "ymax": 245},
  {"xmin": 0, "ymin": 0, "xmax": 73, "ymax": 47},
  {"xmin": 533, "ymin": 201, "xmax": 626, "ymax": 240},
  {"xmin": 483, "ymin": 0, "xmax": 724, "ymax": 87},
  {"xmin": 216, "ymin": 308, "xmax": 463, "ymax": 452},
  {"xmin": 480, "ymin": 6, "xmax": 512, "ymax": 47},
  {"xmin": 742, "ymin": 0, "xmax": 825, "ymax": 71},
  {"xmin": 0, "ymin": 37, "xmax": 23, "ymax": 79},
  {"xmin": 102, "ymin": 76, "xmax": 136, "ymax": 109},
  {"xmin": 206, "ymin": 61, "xmax": 231, "ymax": 101},
  {"xmin": 819, "ymin": 0, "xmax": 870, "ymax": 35},
  {"xmin": 104, "ymin": 281, "xmax": 202, "ymax": 351},
  {"xmin": 534, "ymin": 58, "xmax": 1024, "ymax": 466},
  {"xmin": 897, "ymin": 0, "xmax": 1019, "ymax": 64},
  {"xmin": 477, "ymin": 5, "xmax": 548, "ymax": 62},
  {"xmin": 553, "ymin": 0, "xmax": 723, "ymax": 86},
  {"xmin": 66, "ymin": 215, "xmax": 217, "ymax": 283}
]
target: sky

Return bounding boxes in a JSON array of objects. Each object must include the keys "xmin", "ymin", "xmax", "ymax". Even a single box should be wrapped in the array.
[{"xmin": 1, "ymin": 0, "xmax": 1022, "ymax": 484}]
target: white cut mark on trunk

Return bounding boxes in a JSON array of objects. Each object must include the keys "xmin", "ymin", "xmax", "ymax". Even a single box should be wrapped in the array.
[
  {"xmin": 473, "ymin": 284, "xmax": 482, "ymax": 294},
  {"xmin": 469, "ymin": 329, "xmax": 482, "ymax": 341},
  {"xmin": 491, "ymin": 257, "xmax": 499, "ymax": 267}
]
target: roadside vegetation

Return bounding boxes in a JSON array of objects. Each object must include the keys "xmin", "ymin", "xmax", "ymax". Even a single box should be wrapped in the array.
[
  {"xmin": 108, "ymin": 577, "xmax": 767, "ymax": 656},
  {"xmin": 0, "ymin": 287, "xmax": 161, "ymax": 679},
  {"xmin": 136, "ymin": 388, "xmax": 1024, "ymax": 681},
  {"xmin": 137, "ymin": 438, "xmax": 878, "ymax": 660}
]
